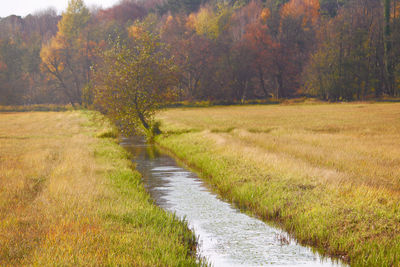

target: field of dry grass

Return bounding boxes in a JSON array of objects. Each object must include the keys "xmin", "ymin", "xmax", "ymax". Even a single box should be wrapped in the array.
[
  {"xmin": 0, "ymin": 111, "xmax": 199, "ymax": 266},
  {"xmin": 157, "ymin": 103, "xmax": 400, "ymax": 266}
]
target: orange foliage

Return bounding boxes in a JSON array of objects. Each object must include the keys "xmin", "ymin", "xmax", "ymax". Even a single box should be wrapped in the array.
[
  {"xmin": 166, "ymin": 15, "xmax": 174, "ymax": 26},
  {"xmin": 281, "ymin": 0, "xmax": 320, "ymax": 26},
  {"xmin": 40, "ymin": 36, "xmax": 66, "ymax": 73},
  {"xmin": 128, "ymin": 25, "xmax": 145, "ymax": 39},
  {"xmin": 96, "ymin": 1, "xmax": 145, "ymax": 24},
  {"xmin": 260, "ymin": 8, "xmax": 270, "ymax": 24},
  {"xmin": 186, "ymin": 13, "xmax": 197, "ymax": 31}
]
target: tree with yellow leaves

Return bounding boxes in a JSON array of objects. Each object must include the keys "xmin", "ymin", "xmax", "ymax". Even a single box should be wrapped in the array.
[
  {"xmin": 93, "ymin": 24, "xmax": 178, "ymax": 139},
  {"xmin": 40, "ymin": 0, "xmax": 90, "ymax": 106}
]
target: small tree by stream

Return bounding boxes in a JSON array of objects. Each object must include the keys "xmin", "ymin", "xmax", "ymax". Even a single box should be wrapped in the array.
[{"xmin": 93, "ymin": 26, "xmax": 178, "ymax": 139}]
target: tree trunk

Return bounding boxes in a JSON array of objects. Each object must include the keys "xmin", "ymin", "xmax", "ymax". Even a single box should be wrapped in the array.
[
  {"xmin": 384, "ymin": 0, "xmax": 394, "ymax": 95},
  {"xmin": 258, "ymin": 66, "xmax": 268, "ymax": 98}
]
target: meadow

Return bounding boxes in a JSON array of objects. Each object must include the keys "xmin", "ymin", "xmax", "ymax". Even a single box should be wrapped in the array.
[
  {"xmin": 156, "ymin": 103, "xmax": 400, "ymax": 266},
  {"xmin": 0, "ymin": 111, "xmax": 200, "ymax": 266}
]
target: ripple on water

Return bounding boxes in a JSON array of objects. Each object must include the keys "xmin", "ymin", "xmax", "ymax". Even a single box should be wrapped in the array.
[{"xmin": 121, "ymin": 140, "xmax": 345, "ymax": 267}]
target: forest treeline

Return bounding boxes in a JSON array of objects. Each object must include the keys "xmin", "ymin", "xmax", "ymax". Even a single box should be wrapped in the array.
[{"xmin": 1, "ymin": 0, "xmax": 400, "ymax": 105}]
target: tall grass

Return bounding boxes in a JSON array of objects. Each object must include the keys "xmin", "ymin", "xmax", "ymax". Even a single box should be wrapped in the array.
[
  {"xmin": 156, "ymin": 103, "xmax": 400, "ymax": 266},
  {"xmin": 0, "ymin": 111, "xmax": 201, "ymax": 266}
]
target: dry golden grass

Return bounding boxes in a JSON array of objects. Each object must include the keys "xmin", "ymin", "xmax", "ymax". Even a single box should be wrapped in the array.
[
  {"xmin": 0, "ymin": 111, "xmax": 199, "ymax": 266},
  {"xmin": 157, "ymin": 103, "xmax": 400, "ymax": 266},
  {"xmin": 160, "ymin": 103, "xmax": 400, "ymax": 189}
]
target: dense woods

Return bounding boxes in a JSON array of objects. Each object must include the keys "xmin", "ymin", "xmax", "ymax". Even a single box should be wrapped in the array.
[{"xmin": 1, "ymin": 0, "xmax": 400, "ymax": 106}]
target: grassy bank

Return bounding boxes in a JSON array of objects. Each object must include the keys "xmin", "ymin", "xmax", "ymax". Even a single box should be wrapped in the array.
[
  {"xmin": 0, "ymin": 111, "xmax": 200, "ymax": 266},
  {"xmin": 156, "ymin": 103, "xmax": 400, "ymax": 266},
  {"xmin": 0, "ymin": 104, "xmax": 73, "ymax": 112}
]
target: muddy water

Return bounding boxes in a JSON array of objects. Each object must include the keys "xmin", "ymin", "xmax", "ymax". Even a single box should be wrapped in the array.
[{"xmin": 121, "ymin": 138, "xmax": 343, "ymax": 267}]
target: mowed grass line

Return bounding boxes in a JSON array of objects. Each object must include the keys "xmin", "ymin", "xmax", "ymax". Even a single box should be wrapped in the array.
[
  {"xmin": 156, "ymin": 103, "xmax": 400, "ymax": 266},
  {"xmin": 0, "ymin": 111, "xmax": 200, "ymax": 266}
]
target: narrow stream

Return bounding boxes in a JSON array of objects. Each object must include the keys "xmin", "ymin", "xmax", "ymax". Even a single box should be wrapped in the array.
[{"xmin": 121, "ymin": 138, "xmax": 343, "ymax": 267}]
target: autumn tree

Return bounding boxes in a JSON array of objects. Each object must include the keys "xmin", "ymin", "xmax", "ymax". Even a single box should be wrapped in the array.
[
  {"xmin": 3, "ymin": 0, "xmax": 400, "ymax": 105},
  {"xmin": 157, "ymin": 0, "xmax": 203, "ymax": 15},
  {"xmin": 96, "ymin": 1, "xmax": 146, "ymax": 25},
  {"xmin": 0, "ymin": 9, "xmax": 62, "ymax": 105},
  {"xmin": 93, "ymin": 26, "xmax": 178, "ymax": 138},
  {"xmin": 240, "ymin": 0, "xmax": 319, "ymax": 99},
  {"xmin": 161, "ymin": 14, "xmax": 218, "ymax": 100},
  {"xmin": 0, "ymin": 38, "xmax": 27, "ymax": 104},
  {"xmin": 40, "ymin": 0, "xmax": 91, "ymax": 106},
  {"xmin": 383, "ymin": 0, "xmax": 400, "ymax": 96},
  {"xmin": 305, "ymin": 0, "xmax": 384, "ymax": 100}
]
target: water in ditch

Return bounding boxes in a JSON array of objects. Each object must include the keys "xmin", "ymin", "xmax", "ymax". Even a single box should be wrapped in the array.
[{"xmin": 121, "ymin": 138, "xmax": 344, "ymax": 267}]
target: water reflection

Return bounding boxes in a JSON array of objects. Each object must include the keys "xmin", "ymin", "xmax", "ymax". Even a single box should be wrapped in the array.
[{"xmin": 121, "ymin": 137, "xmax": 344, "ymax": 267}]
